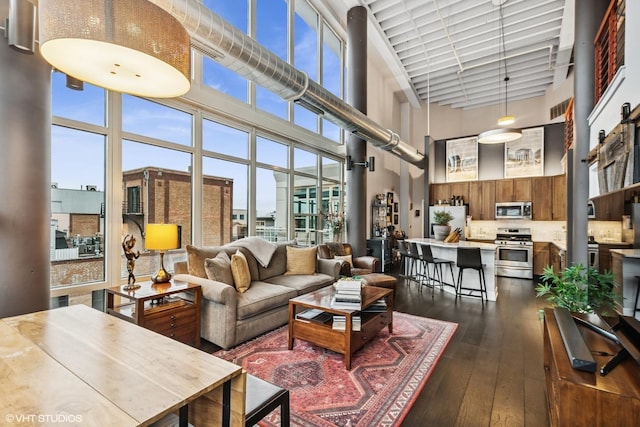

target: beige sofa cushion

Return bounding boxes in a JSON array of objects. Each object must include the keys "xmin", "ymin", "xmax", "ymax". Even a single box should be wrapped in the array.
[
  {"xmin": 231, "ymin": 250, "xmax": 251, "ymax": 292},
  {"xmin": 285, "ymin": 246, "xmax": 317, "ymax": 275},
  {"xmin": 204, "ymin": 251, "xmax": 234, "ymax": 286},
  {"xmin": 186, "ymin": 245, "xmax": 223, "ymax": 278},
  {"xmin": 257, "ymin": 240, "xmax": 297, "ymax": 280}
]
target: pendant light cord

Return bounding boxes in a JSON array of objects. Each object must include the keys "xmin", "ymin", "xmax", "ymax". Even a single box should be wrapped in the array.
[{"xmin": 500, "ymin": 4, "xmax": 509, "ymax": 117}]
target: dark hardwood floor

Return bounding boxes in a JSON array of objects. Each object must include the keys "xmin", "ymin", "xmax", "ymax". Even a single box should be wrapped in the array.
[
  {"xmin": 200, "ymin": 272, "xmax": 551, "ymax": 427},
  {"xmin": 397, "ymin": 274, "xmax": 550, "ymax": 427}
]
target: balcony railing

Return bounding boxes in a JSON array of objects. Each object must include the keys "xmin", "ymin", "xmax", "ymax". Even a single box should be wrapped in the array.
[
  {"xmin": 122, "ymin": 201, "xmax": 144, "ymax": 215},
  {"xmin": 594, "ymin": 0, "xmax": 625, "ymax": 104}
]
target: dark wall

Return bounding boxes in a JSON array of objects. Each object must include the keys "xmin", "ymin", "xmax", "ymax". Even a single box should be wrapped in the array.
[{"xmin": 432, "ymin": 122, "xmax": 565, "ymax": 182}]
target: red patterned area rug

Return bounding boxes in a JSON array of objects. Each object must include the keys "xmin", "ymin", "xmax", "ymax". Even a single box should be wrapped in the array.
[{"xmin": 213, "ymin": 311, "xmax": 458, "ymax": 426}]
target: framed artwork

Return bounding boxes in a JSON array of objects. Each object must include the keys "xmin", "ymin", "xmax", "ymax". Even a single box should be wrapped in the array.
[
  {"xmin": 386, "ymin": 192, "xmax": 394, "ymax": 205},
  {"xmin": 393, "ymin": 214, "xmax": 398, "ymax": 225},
  {"xmin": 393, "ymin": 202, "xmax": 398, "ymax": 213},
  {"xmin": 504, "ymin": 127, "xmax": 544, "ymax": 178},
  {"xmin": 446, "ymin": 137, "xmax": 478, "ymax": 182}
]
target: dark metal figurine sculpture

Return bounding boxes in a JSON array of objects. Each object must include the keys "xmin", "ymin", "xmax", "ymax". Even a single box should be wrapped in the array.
[{"xmin": 122, "ymin": 234, "xmax": 140, "ymax": 290}]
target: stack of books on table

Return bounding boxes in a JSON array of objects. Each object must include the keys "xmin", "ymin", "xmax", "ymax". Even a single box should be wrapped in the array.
[
  {"xmin": 332, "ymin": 315, "xmax": 361, "ymax": 331},
  {"xmin": 361, "ymin": 298, "xmax": 387, "ymax": 313},
  {"xmin": 331, "ymin": 279, "xmax": 362, "ymax": 310},
  {"xmin": 295, "ymin": 309, "xmax": 333, "ymax": 324}
]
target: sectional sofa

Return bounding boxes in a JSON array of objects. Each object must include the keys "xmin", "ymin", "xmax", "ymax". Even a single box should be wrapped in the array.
[{"xmin": 173, "ymin": 237, "xmax": 341, "ymax": 349}]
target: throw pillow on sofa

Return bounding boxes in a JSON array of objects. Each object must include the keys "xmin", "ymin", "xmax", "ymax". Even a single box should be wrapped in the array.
[
  {"xmin": 334, "ymin": 254, "xmax": 353, "ymax": 267},
  {"xmin": 231, "ymin": 250, "xmax": 251, "ymax": 292},
  {"xmin": 204, "ymin": 251, "xmax": 234, "ymax": 286},
  {"xmin": 186, "ymin": 244, "xmax": 222, "ymax": 278},
  {"xmin": 285, "ymin": 246, "xmax": 317, "ymax": 275}
]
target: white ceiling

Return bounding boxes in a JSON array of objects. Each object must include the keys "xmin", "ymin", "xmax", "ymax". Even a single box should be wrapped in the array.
[{"xmin": 323, "ymin": 0, "xmax": 573, "ymax": 110}]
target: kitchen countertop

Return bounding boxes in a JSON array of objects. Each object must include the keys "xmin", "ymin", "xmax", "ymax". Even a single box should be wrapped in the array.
[
  {"xmin": 548, "ymin": 241, "xmax": 632, "ymax": 252},
  {"xmin": 610, "ymin": 248, "xmax": 640, "ymax": 258},
  {"xmin": 407, "ymin": 238, "xmax": 497, "ymax": 250}
]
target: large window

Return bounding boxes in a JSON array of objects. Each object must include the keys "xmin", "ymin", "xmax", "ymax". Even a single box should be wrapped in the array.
[
  {"xmin": 122, "ymin": 96, "xmax": 192, "ymax": 146},
  {"xmin": 51, "ymin": 72, "xmax": 107, "ymax": 290},
  {"xmin": 256, "ymin": 136, "xmax": 290, "ymax": 241},
  {"xmin": 294, "ymin": 148, "xmax": 320, "ymax": 245},
  {"xmin": 122, "ymin": 140, "xmax": 192, "ymax": 281},
  {"xmin": 198, "ymin": 0, "xmax": 345, "ymax": 140},
  {"xmin": 202, "ymin": 0, "xmax": 249, "ymax": 102},
  {"xmin": 322, "ymin": 24, "xmax": 343, "ymax": 141},
  {"xmin": 255, "ymin": 0, "xmax": 289, "ymax": 119},
  {"xmin": 50, "ymin": 126, "xmax": 106, "ymax": 288},
  {"xmin": 203, "ymin": 119, "xmax": 249, "ymax": 158},
  {"xmin": 49, "ymin": 0, "xmax": 345, "ymax": 298},
  {"xmin": 293, "ymin": 3, "xmax": 319, "ymax": 132}
]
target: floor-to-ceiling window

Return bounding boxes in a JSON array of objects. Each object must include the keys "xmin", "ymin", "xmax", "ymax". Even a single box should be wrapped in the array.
[
  {"xmin": 50, "ymin": 72, "xmax": 106, "ymax": 291},
  {"xmin": 202, "ymin": 118, "xmax": 250, "ymax": 245},
  {"xmin": 49, "ymin": 0, "xmax": 345, "ymax": 299}
]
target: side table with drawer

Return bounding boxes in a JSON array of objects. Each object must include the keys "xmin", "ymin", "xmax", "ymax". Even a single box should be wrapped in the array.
[{"xmin": 106, "ymin": 280, "xmax": 202, "ymax": 348}]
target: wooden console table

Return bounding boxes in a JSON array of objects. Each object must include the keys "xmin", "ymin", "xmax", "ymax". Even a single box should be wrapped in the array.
[
  {"xmin": 543, "ymin": 307, "xmax": 640, "ymax": 426},
  {"xmin": 0, "ymin": 304, "xmax": 245, "ymax": 426}
]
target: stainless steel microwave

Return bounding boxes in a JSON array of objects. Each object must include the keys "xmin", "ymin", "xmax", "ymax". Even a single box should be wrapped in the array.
[
  {"xmin": 495, "ymin": 202, "xmax": 532, "ymax": 220},
  {"xmin": 587, "ymin": 200, "xmax": 595, "ymax": 219}
]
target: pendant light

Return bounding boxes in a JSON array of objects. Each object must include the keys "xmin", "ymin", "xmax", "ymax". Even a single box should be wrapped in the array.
[
  {"xmin": 38, "ymin": 0, "xmax": 191, "ymax": 98},
  {"xmin": 478, "ymin": 0, "xmax": 521, "ymax": 144}
]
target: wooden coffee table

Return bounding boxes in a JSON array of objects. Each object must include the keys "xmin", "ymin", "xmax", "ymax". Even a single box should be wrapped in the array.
[{"xmin": 288, "ymin": 285, "xmax": 393, "ymax": 370}]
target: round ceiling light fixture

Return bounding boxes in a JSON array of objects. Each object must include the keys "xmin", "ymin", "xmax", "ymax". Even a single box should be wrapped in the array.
[
  {"xmin": 477, "ymin": 128, "xmax": 522, "ymax": 144},
  {"xmin": 38, "ymin": 0, "xmax": 191, "ymax": 98}
]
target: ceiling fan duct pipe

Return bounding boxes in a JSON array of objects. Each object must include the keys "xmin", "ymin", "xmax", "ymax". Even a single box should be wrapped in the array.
[{"xmin": 149, "ymin": 0, "xmax": 425, "ymax": 168}]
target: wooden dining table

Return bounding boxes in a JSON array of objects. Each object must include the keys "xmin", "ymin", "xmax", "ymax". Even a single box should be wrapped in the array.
[{"xmin": 0, "ymin": 304, "xmax": 245, "ymax": 426}]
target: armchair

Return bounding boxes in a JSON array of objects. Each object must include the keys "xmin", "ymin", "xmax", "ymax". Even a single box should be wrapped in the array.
[{"xmin": 317, "ymin": 242, "xmax": 380, "ymax": 277}]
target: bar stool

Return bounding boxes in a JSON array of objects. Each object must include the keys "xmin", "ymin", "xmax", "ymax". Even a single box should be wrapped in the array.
[
  {"xmin": 409, "ymin": 241, "xmax": 428, "ymax": 287},
  {"xmin": 456, "ymin": 247, "xmax": 487, "ymax": 302},
  {"xmin": 396, "ymin": 240, "xmax": 412, "ymax": 280},
  {"xmin": 420, "ymin": 243, "xmax": 455, "ymax": 296},
  {"xmin": 400, "ymin": 241, "xmax": 419, "ymax": 284}
]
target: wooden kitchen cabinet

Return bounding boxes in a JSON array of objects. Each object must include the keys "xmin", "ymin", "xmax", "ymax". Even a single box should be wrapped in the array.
[
  {"xmin": 592, "ymin": 190, "xmax": 625, "ymax": 220},
  {"xmin": 449, "ymin": 181, "xmax": 469, "ymax": 203},
  {"xmin": 430, "ymin": 182, "xmax": 468, "ymax": 206},
  {"xmin": 533, "ymin": 242, "xmax": 550, "ymax": 275},
  {"xmin": 495, "ymin": 178, "xmax": 531, "ymax": 202},
  {"xmin": 430, "ymin": 183, "xmax": 450, "ymax": 205},
  {"xmin": 468, "ymin": 180, "xmax": 495, "ymax": 220},
  {"xmin": 552, "ymin": 174, "xmax": 566, "ymax": 220},
  {"xmin": 549, "ymin": 243, "xmax": 563, "ymax": 275},
  {"xmin": 532, "ymin": 175, "xmax": 566, "ymax": 220},
  {"xmin": 532, "ymin": 177, "xmax": 552, "ymax": 220}
]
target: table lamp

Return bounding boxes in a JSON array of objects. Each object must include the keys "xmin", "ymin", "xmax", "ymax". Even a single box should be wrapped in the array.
[{"xmin": 145, "ymin": 224, "xmax": 179, "ymax": 284}]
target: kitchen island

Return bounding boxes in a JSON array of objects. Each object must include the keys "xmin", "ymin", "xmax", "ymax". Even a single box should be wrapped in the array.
[{"xmin": 406, "ymin": 238, "xmax": 498, "ymax": 301}]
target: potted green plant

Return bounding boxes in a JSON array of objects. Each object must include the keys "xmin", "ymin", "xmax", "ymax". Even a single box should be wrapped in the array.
[
  {"xmin": 432, "ymin": 210, "xmax": 454, "ymax": 240},
  {"xmin": 535, "ymin": 263, "xmax": 620, "ymax": 315}
]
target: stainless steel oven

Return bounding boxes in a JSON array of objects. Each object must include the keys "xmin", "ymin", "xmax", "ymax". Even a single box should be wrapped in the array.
[
  {"xmin": 495, "ymin": 227, "xmax": 533, "ymax": 279},
  {"xmin": 588, "ymin": 242, "xmax": 599, "ymax": 270}
]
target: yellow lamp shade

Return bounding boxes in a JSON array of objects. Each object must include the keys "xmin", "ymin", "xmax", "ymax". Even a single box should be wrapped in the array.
[
  {"xmin": 38, "ymin": 0, "xmax": 191, "ymax": 98},
  {"xmin": 145, "ymin": 224, "xmax": 179, "ymax": 251}
]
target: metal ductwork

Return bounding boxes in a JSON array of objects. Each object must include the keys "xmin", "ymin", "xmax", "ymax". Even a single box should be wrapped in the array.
[{"xmin": 149, "ymin": 0, "xmax": 425, "ymax": 168}]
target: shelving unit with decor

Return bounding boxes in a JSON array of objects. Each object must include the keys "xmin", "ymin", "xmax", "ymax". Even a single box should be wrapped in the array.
[{"xmin": 371, "ymin": 193, "xmax": 392, "ymax": 238}]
